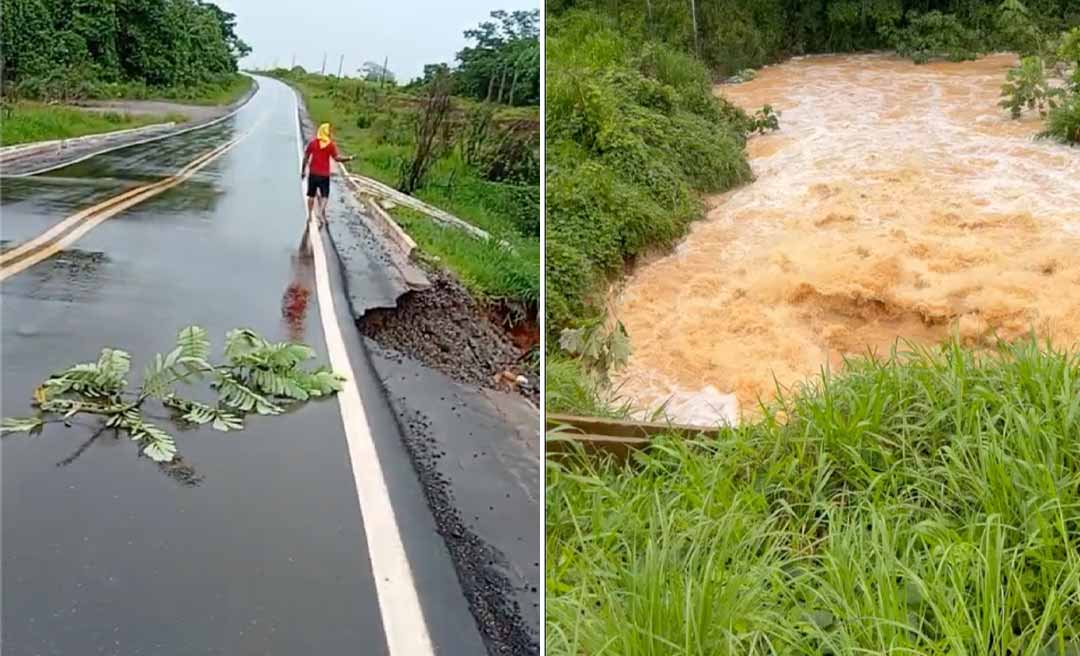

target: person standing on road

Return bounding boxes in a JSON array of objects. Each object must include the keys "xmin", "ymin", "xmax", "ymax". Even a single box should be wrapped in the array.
[{"xmin": 301, "ymin": 123, "xmax": 353, "ymax": 228}]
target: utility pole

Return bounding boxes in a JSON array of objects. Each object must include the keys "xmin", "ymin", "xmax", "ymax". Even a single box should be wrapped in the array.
[
  {"xmin": 381, "ymin": 55, "xmax": 389, "ymax": 88},
  {"xmin": 320, "ymin": 52, "xmax": 327, "ymax": 75},
  {"xmin": 689, "ymin": 0, "xmax": 699, "ymax": 57},
  {"xmin": 337, "ymin": 54, "xmax": 344, "ymax": 78},
  {"xmin": 291, "ymin": 53, "xmax": 295, "ymax": 68}
]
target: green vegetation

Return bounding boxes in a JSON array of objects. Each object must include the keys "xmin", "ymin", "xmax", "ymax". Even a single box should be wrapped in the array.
[
  {"xmin": 546, "ymin": 9, "xmax": 758, "ymax": 336},
  {"xmin": 1042, "ymin": 92, "xmax": 1080, "ymax": 143},
  {"xmin": 395, "ymin": 208, "xmax": 539, "ymax": 307},
  {"xmin": 1000, "ymin": 56, "xmax": 1061, "ymax": 118},
  {"xmin": 547, "ymin": 0, "xmax": 1080, "ymax": 348},
  {"xmin": 547, "ymin": 338, "xmax": 1080, "ymax": 652},
  {"xmin": 0, "ymin": 102, "xmax": 182, "ymax": 146},
  {"xmin": 1, "ymin": 326, "xmax": 343, "ymax": 465},
  {"xmin": 548, "ymin": 3, "xmax": 1080, "ymax": 653},
  {"xmin": 263, "ymin": 16, "xmax": 540, "ymax": 314},
  {"xmin": 887, "ymin": 10, "xmax": 980, "ymax": 63},
  {"xmin": 1, "ymin": 0, "xmax": 249, "ymax": 103},
  {"xmin": 1040, "ymin": 26, "xmax": 1080, "ymax": 143},
  {"xmin": 548, "ymin": 0, "xmax": 1077, "ymax": 75},
  {"xmin": 1001, "ymin": 25, "xmax": 1080, "ymax": 143},
  {"xmin": 439, "ymin": 9, "xmax": 540, "ymax": 106}
]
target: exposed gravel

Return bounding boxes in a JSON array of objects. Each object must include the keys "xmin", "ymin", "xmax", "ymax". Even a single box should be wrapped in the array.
[
  {"xmin": 380, "ymin": 384, "xmax": 539, "ymax": 656},
  {"xmin": 357, "ymin": 267, "xmax": 538, "ymax": 404}
]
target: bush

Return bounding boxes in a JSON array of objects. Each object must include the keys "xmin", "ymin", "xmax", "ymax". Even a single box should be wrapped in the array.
[
  {"xmin": 1040, "ymin": 92, "xmax": 1080, "ymax": 143},
  {"xmin": 887, "ymin": 10, "xmax": 981, "ymax": 64},
  {"xmin": 1000, "ymin": 55, "xmax": 1063, "ymax": 118},
  {"xmin": 545, "ymin": 355, "xmax": 627, "ymax": 416},
  {"xmin": 546, "ymin": 12, "xmax": 752, "ymax": 338}
]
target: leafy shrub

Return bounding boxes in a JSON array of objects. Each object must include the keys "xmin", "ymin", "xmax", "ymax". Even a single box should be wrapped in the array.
[
  {"xmin": 1040, "ymin": 92, "xmax": 1080, "ymax": 143},
  {"xmin": 749, "ymin": 104, "xmax": 781, "ymax": 134},
  {"xmin": 477, "ymin": 122, "xmax": 540, "ymax": 184},
  {"xmin": 546, "ymin": 12, "xmax": 753, "ymax": 338},
  {"xmin": 1058, "ymin": 26, "xmax": 1080, "ymax": 89},
  {"xmin": 887, "ymin": 10, "xmax": 981, "ymax": 64},
  {"xmin": 996, "ymin": 0, "xmax": 1044, "ymax": 56},
  {"xmin": 1000, "ymin": 56, "xmax": 1064, "ymax": 118},
  {"xmin": 558, "ymin": 319, "xmax": 631, "ymax": 377}
]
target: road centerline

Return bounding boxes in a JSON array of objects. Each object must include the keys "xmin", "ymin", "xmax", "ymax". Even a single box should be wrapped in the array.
[{"xmin": 0, "ymin": 119, "xmax": 264, "ymax": 282}]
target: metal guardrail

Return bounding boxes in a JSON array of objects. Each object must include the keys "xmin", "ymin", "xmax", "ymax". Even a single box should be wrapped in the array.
[{"xmin": 545, "ymin": 413, "xmax": 725, "ymax": 459}]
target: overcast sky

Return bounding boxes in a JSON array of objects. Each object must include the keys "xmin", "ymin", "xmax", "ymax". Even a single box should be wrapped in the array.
[{"xmin": 214, "ymin": 0, "xmax": 538, "ymax": 82}]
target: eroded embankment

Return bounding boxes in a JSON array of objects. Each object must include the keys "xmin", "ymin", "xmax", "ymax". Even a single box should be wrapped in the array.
[
  {"xmin": 613, "ymin": 53, "xmax": 1080, "ymax": 425},
  {"xmin": 358, "ymin": 268, "xmax": 538, "ymax": 404}
]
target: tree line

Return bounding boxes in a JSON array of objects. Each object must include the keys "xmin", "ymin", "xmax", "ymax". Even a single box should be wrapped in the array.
[
  {"xmin": 0, "ymin": 0, "xmax": 249, "ymax": 96},
  {"xmin": 409, "ymin": 9, "xmax": 540, "ymax": 107},
  {"xmin": 549, "ymin": 0, "xmax": 1078, "ymax": 75}
]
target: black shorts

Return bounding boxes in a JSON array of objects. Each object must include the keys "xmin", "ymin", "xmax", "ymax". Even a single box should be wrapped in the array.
[{"xmin": 306, "ymin": 174, "xmax": 330, "ymax": 198}]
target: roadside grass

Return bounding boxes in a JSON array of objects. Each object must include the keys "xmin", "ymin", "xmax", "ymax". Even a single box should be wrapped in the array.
[
  {"xmin": 547, "ymin": 338, "xmax": 1080, "ymax": 654},
  {"xmin": 9, "ymin": 73, "xmax": 253, "ymax": 108},
  {"xmin": 0, "ymin": 103, "xmax": 180, "ymax": 146},
  {"xmin": 394, "ymin": 207, "xmax": 539, "ymax": 308},
  {"xmin": 545, "ymin": 355, "xmax": 633, "ymax": 418},
  {"xmin": 266, "ymin": 69, "xmax": 540, "ymax": 311}
]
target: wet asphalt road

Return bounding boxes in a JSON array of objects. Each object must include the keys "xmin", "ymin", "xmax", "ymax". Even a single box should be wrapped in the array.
[{"xmin": 1, "ymin": 77, "xmax": 486, "ymax": 655}]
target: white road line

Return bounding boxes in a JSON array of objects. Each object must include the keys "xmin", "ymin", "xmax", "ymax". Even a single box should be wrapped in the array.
[{"xmin": 291, "ymin": 86, "xmax": 435, "ymax": 655}]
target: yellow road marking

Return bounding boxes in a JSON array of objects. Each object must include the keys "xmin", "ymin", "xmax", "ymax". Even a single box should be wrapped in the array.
[
  {"xmin": 0, "ymin": 139, "xmax": 236, "ymax": 266},
  {"xmin": 0, "ymin": 125, "xmax": 257, "ymax": 281}
]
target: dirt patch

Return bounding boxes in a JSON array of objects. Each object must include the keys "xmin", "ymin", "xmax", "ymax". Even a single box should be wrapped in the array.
[{"xmin": 358, "ymin": 267, "xmax": 538, "ymax": 404}]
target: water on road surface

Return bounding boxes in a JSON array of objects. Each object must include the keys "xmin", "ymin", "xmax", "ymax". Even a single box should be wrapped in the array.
[
  {"xmin": 1, "ymin": 78, "xmax": 490, "ymax": 656},
  {"xmin": 613, "ymin": 53, "xmax": 1080, "ymax": 425}
]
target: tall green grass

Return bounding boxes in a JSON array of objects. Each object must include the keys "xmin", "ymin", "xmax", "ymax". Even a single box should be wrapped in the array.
[
  {"xmin": 0, "ymin": 103, "xmax": 179, "ymax": 146},
  {"xmin": 547, "ymin": 338, "xmax": 1080, "ymax": 654},
  {"xmin": 394, "ymin": 208, "xmax": 538, "ymax": 308}
]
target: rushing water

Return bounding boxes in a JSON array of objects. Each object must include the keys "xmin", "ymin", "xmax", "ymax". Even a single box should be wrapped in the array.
[{"xmin": 612, "ymin": 53, "xmax": 1080, "ymax": 426}]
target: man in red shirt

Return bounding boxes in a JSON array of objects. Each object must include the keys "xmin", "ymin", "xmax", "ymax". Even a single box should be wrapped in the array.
[{"xmin": 301, "ymin": 122, "xmax": 353, "ymax": 228}]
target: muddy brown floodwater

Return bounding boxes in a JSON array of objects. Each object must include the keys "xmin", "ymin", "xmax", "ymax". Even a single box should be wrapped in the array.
[{"xmin": 612, "ymin": 53, "xmax": 1080, "ymax": 426}]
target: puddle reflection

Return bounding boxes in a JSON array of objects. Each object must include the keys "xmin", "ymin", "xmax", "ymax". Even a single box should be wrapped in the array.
[{"xmin": 281, "ymin": 250, "xmax": 315, "ymax": 341}]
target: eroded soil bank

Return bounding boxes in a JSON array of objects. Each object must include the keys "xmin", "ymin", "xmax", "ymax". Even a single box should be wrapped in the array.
[
  {"xmin": 358, "ymin": 268, "xmax": 539, "ymax": 404},
  {"xmin": 613, "ymin": 53, "xmax": 1080, "ymax": 425}
]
